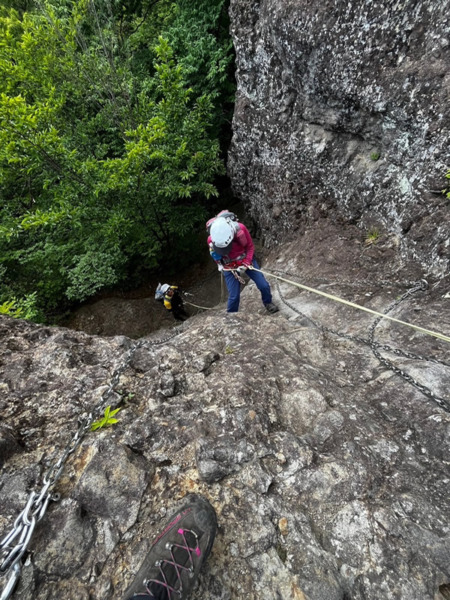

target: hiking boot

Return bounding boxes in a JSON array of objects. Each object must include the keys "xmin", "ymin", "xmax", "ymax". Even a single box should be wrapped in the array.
[
  {"xmin": 265, "ymin": 302, "xmax": 279, "ymax": 314},
  {"xmin": 125, "ymin": 494, "xmax": 217, "ymax": 600}
]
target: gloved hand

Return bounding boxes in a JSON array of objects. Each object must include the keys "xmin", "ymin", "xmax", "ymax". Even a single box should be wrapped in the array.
[
  {"xmin": 237, "ymin": 265, "xmax": 247, "ymax": 275},
  {"xmin": 217, "ymin": 264, "xmax": 224, "ymax": 272}
]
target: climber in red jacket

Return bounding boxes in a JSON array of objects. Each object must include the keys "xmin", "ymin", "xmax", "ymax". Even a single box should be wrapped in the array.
[{"xmin": 207, "ymin": 211, "xmax": 278, "ymax": 314}]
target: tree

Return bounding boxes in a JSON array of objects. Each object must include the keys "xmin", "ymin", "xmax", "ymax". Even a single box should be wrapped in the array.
[{"xmin": 0, "ymin": 1, "xmax": 232, "ymax": 315}]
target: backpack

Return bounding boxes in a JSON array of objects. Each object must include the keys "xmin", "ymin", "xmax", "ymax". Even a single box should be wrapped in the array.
[{"xmin": 206, "ymin": 210, "xmax": 238, "ymax": 234}]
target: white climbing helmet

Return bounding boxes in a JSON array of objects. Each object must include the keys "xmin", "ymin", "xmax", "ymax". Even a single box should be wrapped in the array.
[
  {"xmin": 210, "ymin": 217, "xmax": 236, "ymax": 254},
  {"xmin": 155, "ymin": 283, "xmax": 170, "ymax": 300}
]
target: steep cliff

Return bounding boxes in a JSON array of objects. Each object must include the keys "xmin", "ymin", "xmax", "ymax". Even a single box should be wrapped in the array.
[
  {"xmin": 1, "ymin": 224, "xmax": 450, "ymax": 600},
  {"xmin": 227, "ymin": 0, "xmax": 450, "ymax": 276}
]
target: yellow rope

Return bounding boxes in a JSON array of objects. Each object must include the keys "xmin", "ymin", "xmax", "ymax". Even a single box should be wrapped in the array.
[
  {"xmin": 184, "ymin": 300, "xmax": 214, "ymax": 311},
  {"xmin": 250, "ymin": 267, "xmax": 450, "ymax": 344}
]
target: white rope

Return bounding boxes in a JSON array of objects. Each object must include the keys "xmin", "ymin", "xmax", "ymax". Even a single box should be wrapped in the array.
[{"xmin": 184, "ymin": 300, "xmax": 214, "ymax": 311}]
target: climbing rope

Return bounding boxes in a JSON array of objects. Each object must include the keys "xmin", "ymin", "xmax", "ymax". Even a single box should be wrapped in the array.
[
  {"xmin": 2, "ymin": 262, "xmax": 449, "ymax": 598},
  {"xmin": 184, "ymin": 299, "xmax": 215, "ymax": 310},
  {"xmin": 250, "ymin": 266, "xmax": 450, "ymax": 344},
  {"xmin": 271, "ymin": 267, "xmax": 421, "ymax": 291},
  {"xmin": 182, "ymin": 270, "xmax": 231, "ymax": 311},
  {"xmin": 269, "ymin": 271, "xmax": 450, "ymax": 413}
]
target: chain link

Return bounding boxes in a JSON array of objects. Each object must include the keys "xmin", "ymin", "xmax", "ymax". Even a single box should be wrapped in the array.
[
  {"xmin": 367, "ymin": 280, "xmax": 450, "ymax": 412},
  {"xmin": 0, "ymin": 324, "xmax": 187, "ymax": 599},
  {"xmin": 275, "ymin": 275, "xmax": 450, "ymax": 413},
  {"xmin": 274, "ymin": 271, "xmax": 450, "ymax": 365}
]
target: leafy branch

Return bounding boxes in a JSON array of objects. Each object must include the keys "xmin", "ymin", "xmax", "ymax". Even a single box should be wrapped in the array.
[{"xmin": 90, "ymin": 405, "xmax": 121, "ymax": 431}]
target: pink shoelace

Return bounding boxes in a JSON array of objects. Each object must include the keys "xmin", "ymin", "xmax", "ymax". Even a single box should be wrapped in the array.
[{"xmin": 143, "ymin": 528, "xmax": 202, "ymax": 599}]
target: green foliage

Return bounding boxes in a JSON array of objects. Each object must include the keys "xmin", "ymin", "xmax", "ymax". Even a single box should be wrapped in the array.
[
  {"xmin": 0, "ymin": 0, "xmax": 234, "ymax": 319},
  {"xmin": 91, "ymin": 405, "xmax": 121, "ymax": 431},
  {"xmin": 370, "ymin": 151, "xmax": 380, "ymax": 161},
  {"xmin": 445, "ymin": 170, "xmax": 450, "ymax": 199},
  {"xmin": 66, "ymin": 249, "xmax": 127, "ymax": 301},
  {"xmin": 365, "ymin": 227, "xmax": 380, "ymax": 246},
  {"xmin": 0, "ymin": 292, "xmax": 40, "ymax": 320},
  {"xmin": 165, "ymin": 1, "xmax": 235, "ymax": 108}
]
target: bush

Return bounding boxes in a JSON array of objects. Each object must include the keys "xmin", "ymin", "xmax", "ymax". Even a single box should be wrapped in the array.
[
  {"xmin": 0, "ymin": 1, "xmax": 234, "ymax": 318},
  {"xmin": 0, "ymin": 292, "xmax": 41, "ymax": 321}
]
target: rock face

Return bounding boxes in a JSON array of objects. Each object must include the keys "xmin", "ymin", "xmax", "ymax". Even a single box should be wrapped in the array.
[
  {"xmin": 1, "ymin": 224, "xmax": 450, "ymax": 600},
  {"xmin": 227, "ymin": 0, "xmax": 450, "ymax": 276},
  {"xmin": 2, "ymin": 3, "xmax": 450, "ymax": 596}
]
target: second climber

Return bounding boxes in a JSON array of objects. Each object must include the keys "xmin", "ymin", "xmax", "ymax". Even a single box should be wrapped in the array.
[{"xmin": 155, "ymin": 283, "xmax": 189, "ymax": 321}]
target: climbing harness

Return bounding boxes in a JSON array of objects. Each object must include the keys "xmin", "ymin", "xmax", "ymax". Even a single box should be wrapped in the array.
[
  {"xmin": 230, "ymin": 270, "xmax": 246, "ymax": 285},
  {"xmin": 2, "ymin": 262, "xmax": 449, "ymax": 597},
  {"xmin": 207, "ymin": 261, "xmax": 450, "ymax": 409},
  {"xmin": 0, "ymin": 326, "xmax": 188, "ymax": 600},
  {"xmin": 0, "ymin": 263, "xmax": 221, "ymax": 597},
  {"xmin": 0, "ymin": 262, "xmax": 240, "ymax": 596}
]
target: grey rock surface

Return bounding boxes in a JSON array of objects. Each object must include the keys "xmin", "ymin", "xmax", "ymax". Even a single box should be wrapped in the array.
[
  {"xmin": 2, "ymin": 1, "xmax": 450, "ymax": 596},
  {"xmin": 227, "ymin": 0, "xmax": 450, "ymax": 276},
  {"xmin": 1, "ymin": 223, "xmax": 450, "ymax": 600}
]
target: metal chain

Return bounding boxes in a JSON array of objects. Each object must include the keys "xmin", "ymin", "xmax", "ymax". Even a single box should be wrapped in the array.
[
  {"xmin": 0, "ymin": 324, "xmax": 186, "ymax": 599},
  {"xmin": 1, "ymin": 265, "xmax": 448, "ymax": 598},
  {"xmin": 275, "ymin": 279, "xmax": 450, "ymax": 413},
  {"xmin": 367, "ymin": 281, "xmax": 450, "ymax": 412},
  {"xmin": 145, "ymin": 324, "xmax": 187, "ymax": 346},
  {"xmin": 367, "ymin": 282, "xmax": 427, "ymax": 342},
  {"xmin": 369, "ymin": 340, "xmax": 450, "ymax": 368},
  {"xmin": 369, "ymin": 343, "xmax": 450, "ymax": 411},
  {"xmin": 273, "ymin": 268, "xmax": 450, "ymax": 367}
]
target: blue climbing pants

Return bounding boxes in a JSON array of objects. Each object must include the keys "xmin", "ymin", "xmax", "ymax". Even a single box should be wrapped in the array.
[{"xmin": 223, "ymin": 258, "xmax": 272, "ymax": 313}]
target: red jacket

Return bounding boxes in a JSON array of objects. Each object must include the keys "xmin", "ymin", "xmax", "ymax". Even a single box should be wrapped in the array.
[{"xmin": 207, "ymin": 223, "xmax": 255, "ymax": 266}]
